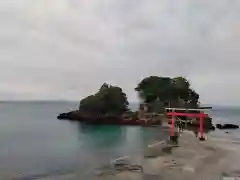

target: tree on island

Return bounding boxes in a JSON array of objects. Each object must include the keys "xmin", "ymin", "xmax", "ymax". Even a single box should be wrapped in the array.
[
  {"xmin": 58, "ymin": 76, "xmax": 216, "ymax": 129},
  {"xmin": 79, "ymin": 83, "xmax": 129, "ymax": 116},
  {"xmin": 135, "ymin": 76, "xmax": 200, "ymax": 111},
  {"xmin": 79, "ymin": 77, "xmax": 199, "ymax": 115}
]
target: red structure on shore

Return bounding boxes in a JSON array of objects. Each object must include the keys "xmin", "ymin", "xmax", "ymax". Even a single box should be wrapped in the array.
[{"xmin": 166, "ymin": 107, "xmax": 212, "ymax": 141}]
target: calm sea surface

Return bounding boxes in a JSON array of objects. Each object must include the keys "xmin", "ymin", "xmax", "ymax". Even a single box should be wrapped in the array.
[
  {"xmin": 0, "ymin": 102, "xmax": 239, "ymax": 179},
  {"xmin": 0, "ymin": 101, "xmax": 167, "ymax": 179},
  {"xmin": 209, "ymin": 107, "xmax": 240, "ymax": 139}
]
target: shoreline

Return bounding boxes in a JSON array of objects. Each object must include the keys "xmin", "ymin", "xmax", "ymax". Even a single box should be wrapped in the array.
[
  {"xmin": 95, "ymin": 127, "xmax": 240, "ymax": 180},
  {"xmin": 13, "ymin": 126, "xmax": 240, "ymax": 180}
]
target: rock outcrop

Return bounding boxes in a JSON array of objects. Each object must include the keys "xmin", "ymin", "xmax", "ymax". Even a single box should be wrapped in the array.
[
  {"xmin": 57, "ymin": 111, "xmax": 82, "ymax": 120},
  {"xmin": 96, "ymin": 156, "xmax": 143, "ymax": 176},
  {"xmin": 57, "ymin": 111, "xmax": 122, "ymax": 123},
  {"xmin": 216, "ymin": 124, "xmax": 239, "ymax": 130},
  {"xmin": 57, "ymin": 111, "xmax": 163, "ymax": 126}
]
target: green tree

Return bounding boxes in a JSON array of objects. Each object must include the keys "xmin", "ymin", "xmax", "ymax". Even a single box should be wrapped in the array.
[
  {"xmin": 79, "ymin": 83, "xmax": 129, "ymax": 115},
  {"xmin": 172, "ymin": 76, "xmax": 190, "ymax": 90},
  {"xmin": 135, "ymin": 76, "xmax": 172, "ymax": 104},
  {"xmin": 135, "ymin": 76, "xmax": 199, "ymax": 108}
]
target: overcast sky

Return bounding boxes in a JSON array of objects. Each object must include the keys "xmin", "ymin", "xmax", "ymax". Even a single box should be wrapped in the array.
[{"xmin": 0, "ymin": 0, "xmax": 240, "ymax": 105}]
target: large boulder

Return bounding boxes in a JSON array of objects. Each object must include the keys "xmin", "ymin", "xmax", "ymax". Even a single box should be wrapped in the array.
[
  {"xmin": 110, "ymin": 156, "xmax": 130, "ymax": 167},
  {"xmin": 216, "ymin": 123, "xmax": 239, "ymax": 130},
  {"xmin": 144, "ymin": 140, "xmax": 176, "ymax": 158},
  {"xmin": 109, "ymin": 156, "xmax": 143, "ymax": 172}
]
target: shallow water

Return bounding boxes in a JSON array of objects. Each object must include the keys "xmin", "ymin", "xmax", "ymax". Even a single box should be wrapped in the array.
[{"xmin": 0, "ymin": 101, "xmax": 167, "ymax": 179}]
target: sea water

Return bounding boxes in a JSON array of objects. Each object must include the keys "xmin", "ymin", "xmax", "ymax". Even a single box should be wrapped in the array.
[
  {"xmin": 0, "ymin": 102, "xmax": 239, "ymax": 179},
  {"xmin": 210, "ymin": 107, "xmax": 240, "ymax": 140},
  {"xmin": 0, "ymin": 101, "xmax": 166, "ymax": 179}
]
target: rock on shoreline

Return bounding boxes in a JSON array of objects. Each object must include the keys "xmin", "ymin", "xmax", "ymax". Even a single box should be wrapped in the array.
[
  {"xmin": 57, "ymin": 111, "xmax": 126, "ymax": 124},
  {"xmin": 57, "ymin": 111, "xmax": 163, "ymax": 126},
  {"xmin": 95, "ymin": 131, "xmax": 240, "ymax": 180},
  {"xmin": 57, "ymin": 111, "xmax": 82, "ymax": 120},
  {"xmin": 216, "ymin": 123, "xmax": 239, "ymax": 130}
]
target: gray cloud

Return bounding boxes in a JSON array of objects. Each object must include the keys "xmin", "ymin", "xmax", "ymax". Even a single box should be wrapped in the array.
[{"xmin": 0, "ymin": 0, "xmax": 240, "ymax": 105}]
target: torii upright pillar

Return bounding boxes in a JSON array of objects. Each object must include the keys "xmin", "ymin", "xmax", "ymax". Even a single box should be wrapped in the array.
[
  {"xmin": 199, "ymin": 114, "xmax": 205, "ymax": 141},
  {"xmin": 171, "ymin": 114, "xmax": 175, "ymax": 136}
]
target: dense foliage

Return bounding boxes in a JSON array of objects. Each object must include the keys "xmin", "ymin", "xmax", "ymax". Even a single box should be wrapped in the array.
[
  {"xmin": 135, "ymin": 76, "xmax": 199, "ymax": 109},
  {"xmin": 57, "ymin": 76, "xmax": 216, "ymax": 128},
  {"xmin": 78, "ymin": 76, "xmax": 200, "ymax": 116},
  {"xmin": 79, "ymin": 83, "xmax": 129, "ymax": 115}
]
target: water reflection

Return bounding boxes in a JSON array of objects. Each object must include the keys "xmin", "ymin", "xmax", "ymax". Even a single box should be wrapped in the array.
[
  {"xmin": 59, "ymin": 121, "xmax": 168, "ymax": 171},
  {"xmin": 75, "ymin": 123, "xmax": 167, "ymax": 155},
  {"xmin": 76, "ymin": 123, "xmax": 126, "ymax": 150}
]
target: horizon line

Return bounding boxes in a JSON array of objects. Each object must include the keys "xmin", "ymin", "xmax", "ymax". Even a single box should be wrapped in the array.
[{"xmin": 0, "ymin": 100, "xmax": 238, "ymax": 107}]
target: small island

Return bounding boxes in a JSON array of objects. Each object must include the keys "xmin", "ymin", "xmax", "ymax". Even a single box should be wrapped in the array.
[{"xmin": 57, "ymin": 76, "xmax": 214, "ymax": 129}]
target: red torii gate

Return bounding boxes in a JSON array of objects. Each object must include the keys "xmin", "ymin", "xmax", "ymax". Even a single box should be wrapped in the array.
[{"xmin": 166, "ymin": 108, "xmax": 211, "ymax": 141}]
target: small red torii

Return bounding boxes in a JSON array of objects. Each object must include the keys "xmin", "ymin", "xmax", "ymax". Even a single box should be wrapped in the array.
[{"xmin": 166, "ymin": 107, "xmax": 211, "ymax": 141}]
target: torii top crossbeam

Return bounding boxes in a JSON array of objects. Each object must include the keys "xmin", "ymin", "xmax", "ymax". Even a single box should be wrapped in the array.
[{"xmin": 165, "ymin": 107, "xmax": 212, "ymax": 111}]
